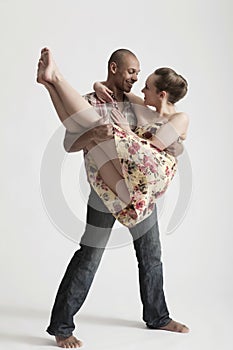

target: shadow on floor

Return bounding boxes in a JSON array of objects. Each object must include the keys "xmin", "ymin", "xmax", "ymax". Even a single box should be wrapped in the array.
[
  {"xmin": 0, "ymin": 304, "xmax": 145, "ymax": 346},
  {"xmin": 0, "ymin": 332, "xmax": 55, "ymax": 346},
  {"xmin": 78, "ymin": 313, "xmax": 144, "ymax": 329}
]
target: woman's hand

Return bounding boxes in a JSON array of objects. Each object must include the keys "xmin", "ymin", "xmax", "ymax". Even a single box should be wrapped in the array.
[
  {"xmin": 93, "ymin": 81, "xmax": 114, "ymax": 103},
  {"xmin": 111, "ymin": 109, "xmax": 132, "ymax": 132}
]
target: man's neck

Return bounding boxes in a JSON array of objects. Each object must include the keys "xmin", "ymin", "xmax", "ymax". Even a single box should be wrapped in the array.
[{"xmin": 104, "ymin": 80, "xmax": 125, "ymax": 102}]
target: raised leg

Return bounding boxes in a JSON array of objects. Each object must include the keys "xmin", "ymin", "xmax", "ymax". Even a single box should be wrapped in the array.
[
  {"xmin": 39, "ymin": 78, "xmax": 84, "ymax": 133},
  {"xmin": 37, "ymin": 47, "xmax": 103, "ymax": 130},
  {"xmin": 86, "ymin": 140, "xmax": 130, "ymax": 205}
]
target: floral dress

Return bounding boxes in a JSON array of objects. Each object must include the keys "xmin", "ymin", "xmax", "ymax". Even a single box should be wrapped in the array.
[{"xmin": 84, "ymin": 119, "xmax": 178, "ymax": 228}]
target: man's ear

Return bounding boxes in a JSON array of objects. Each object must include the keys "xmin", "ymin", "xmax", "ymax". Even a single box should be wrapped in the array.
[{"xmin": 110, "ymin": 62, "xmax": 117, "ymax": 74}]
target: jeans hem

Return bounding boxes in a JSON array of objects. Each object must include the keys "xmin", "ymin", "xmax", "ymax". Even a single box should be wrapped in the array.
[
  {"xmin": 146, "ymin": 317, "xmax": 172, "ymax": 329},
  {"xmin": 46, "ymin": 327, "xmax": 73, "ymax": 338}
]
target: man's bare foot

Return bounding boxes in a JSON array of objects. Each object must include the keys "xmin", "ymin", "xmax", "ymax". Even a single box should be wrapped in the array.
[
  {"xmin": 158, "ymin": 319, "xmax": 189, "ymax": 333},
  {"xmin": 55, "ymin": 335, "xmax": 83, "ymax": 348},
  {"xmin": 36, "ymin": 47, "xmax": 62, "ymax": 85}
]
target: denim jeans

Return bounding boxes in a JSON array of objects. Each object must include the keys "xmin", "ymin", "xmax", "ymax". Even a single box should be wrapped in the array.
[{"xmin": 46, "ymin": 189, "xmax": 171, "ymax": 337}]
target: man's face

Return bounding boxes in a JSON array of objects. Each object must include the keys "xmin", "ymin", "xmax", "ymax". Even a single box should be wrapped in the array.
[{"xmin": 112, "ymin": 54, "xmax": 140, "ymax": 93}]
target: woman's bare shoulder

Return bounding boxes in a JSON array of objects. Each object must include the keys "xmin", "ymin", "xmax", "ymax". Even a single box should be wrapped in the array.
[
  {"xmin": 169, "ymin": 112, "xmax": 189, "ymax": 138},
  {"xmin": 170, "ymin": 112, "xmax": 189, "ymax": 124}
]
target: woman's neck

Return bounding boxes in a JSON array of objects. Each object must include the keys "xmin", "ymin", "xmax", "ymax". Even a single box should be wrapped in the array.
[{"xmin": 156, "ymin": 103, "xmax": 176, "ymax": 119}]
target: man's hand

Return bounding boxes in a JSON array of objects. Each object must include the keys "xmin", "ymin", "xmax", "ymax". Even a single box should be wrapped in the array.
[
  {"xmin": 165, "ymin": 140, "xmax": 184, "ymax": 157},
  {"xmin": 91, "ymin": 123, "xmax": 114, "ymax": 143},
  {"xmin": 63, "ymin": 123, "xmax": 113, "ymax": 153}
]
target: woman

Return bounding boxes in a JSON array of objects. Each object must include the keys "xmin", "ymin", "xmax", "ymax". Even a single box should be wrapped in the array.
[
  {"xmin": 88, "ymin": 70, "xmax": 189, "ymax": 227},
  {"xmin": 37, "ymin": 47, "xmax": 189, "ymax": 227}
]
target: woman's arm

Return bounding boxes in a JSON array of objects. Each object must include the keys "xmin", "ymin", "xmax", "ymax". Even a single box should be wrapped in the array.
[
  {"xmin": 126, "ymin": 93, "xmax": 158, "ymax": 126},
  {"xmin": 93, "ymin": 81, "xmax": 114, "ymax": 102},
  {"xmin": 93, "ymin": 82, "xmax": 157, "ymax": 127},
  {"xmin": 93, "ymin": 82, "xmax": 145, "ymax": 106},
  {"xmin": 125, "ymin": 92, "xmax": 144, "ymax": 106},
  {"xmin": 93, "ymin": 82, "xmax": 189, "ymax": 155},
  {"xmin": 110, "ymin": 109, "xmax": 189, "ymax": 152}
]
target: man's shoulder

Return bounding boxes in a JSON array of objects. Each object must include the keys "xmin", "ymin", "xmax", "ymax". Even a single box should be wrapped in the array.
[
  {"xmin": 83, "ymin": 91, "xmax": 95, "ymax": 99},
  {"xmin": 83, "ymin": 92, "xmax": 102, "ymax": 106}
]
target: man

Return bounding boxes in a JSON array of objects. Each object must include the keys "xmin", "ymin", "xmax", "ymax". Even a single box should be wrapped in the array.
[{"xmin": 37, "ymin": 48, "xmax": 189, "ymax": 349}]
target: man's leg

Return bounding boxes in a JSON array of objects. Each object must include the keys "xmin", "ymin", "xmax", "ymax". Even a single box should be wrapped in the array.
[
  {"xmin": 46, "ymin": 189, "xmax": 116, "ymax": 344},
  {"xmin": 129, "ymin": 207, "xmax": 189, "ymax": 333},
  {"xmin": 129, "ymin": 206, "xmax": 171, "ymax": 328}
]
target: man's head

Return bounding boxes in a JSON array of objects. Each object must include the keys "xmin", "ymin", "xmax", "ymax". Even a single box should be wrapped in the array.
[{"xmin": 107, "ymin": 49, "xmax": 140, "ymax": 93}]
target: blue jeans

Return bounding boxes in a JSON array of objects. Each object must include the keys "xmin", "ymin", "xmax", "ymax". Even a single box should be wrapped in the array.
[{"xmin": 46, "ymin": 189, "xmax": 171, "ymax": 337}]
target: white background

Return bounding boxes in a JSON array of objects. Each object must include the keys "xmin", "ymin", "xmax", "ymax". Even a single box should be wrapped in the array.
[{"xmin": 1, "ymin": 0, "xmax": 232, "ymax": 349}]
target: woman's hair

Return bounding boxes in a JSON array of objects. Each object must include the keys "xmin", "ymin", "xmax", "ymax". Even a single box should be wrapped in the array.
[{"xmin": 154, "ymin": 67, "xmax": 188, "ymax": 104}]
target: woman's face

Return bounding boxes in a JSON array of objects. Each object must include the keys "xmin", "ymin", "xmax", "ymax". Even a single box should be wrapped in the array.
[{"xmin": 141, "ymin": 73, "xmax": 160, "ymax": 107}]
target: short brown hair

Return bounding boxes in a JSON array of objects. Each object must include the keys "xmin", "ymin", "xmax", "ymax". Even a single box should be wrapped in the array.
[{"xmin": 154, "ymin": 67, "xmax": 188, "ymax": 104}]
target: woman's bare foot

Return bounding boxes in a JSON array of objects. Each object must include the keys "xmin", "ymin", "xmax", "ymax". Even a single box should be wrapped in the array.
[
  {"xmin": 55, "ymin": 335, "xmax": 83, "ymax": 348},
  {"xmin": 158, "ymin": 319, "xmax": 189, "ymax": 333},
  {"xmin": 36, "ymin": 47, "xmax": 62, "ymax": 85}
]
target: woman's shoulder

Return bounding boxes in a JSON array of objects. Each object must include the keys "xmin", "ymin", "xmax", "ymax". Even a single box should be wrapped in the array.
[
  {"xmin": 169, "ymin": 112, "xmax": 189, "ymax": 124},
  {"xmin": 168, "ymin": 112, "xmax": 189, "ymax": 139}
]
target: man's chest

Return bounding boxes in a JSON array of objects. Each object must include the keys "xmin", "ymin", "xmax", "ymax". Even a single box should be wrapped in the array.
[{"xmin": 84, "ymin": 94, "xmax": 137, "ymax": 130}]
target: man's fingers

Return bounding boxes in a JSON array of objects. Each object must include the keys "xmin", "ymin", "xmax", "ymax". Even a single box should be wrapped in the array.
[{"xmin": 95, "ymin": 124, "xmax": 113, "ymax": 135}]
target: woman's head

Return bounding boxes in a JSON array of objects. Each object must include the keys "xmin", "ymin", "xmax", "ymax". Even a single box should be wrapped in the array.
[{"xmin": 142, "ymin": 67, "xmax": 188, "ymax": 107}]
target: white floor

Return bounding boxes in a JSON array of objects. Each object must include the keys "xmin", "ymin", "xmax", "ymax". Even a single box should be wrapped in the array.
[
  {"xmin": 1, "ymin": 241, "xmax": 232, "ymax": 350},
  {"xmin": 0, "ymin": 300, "xmax": 231, "ymax": 350}
]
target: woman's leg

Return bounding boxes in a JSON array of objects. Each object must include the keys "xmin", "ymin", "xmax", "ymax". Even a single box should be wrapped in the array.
[
  {"xmin": 37, "ymin": 47, "xmax": 102, "ymax": 128},
  {"xmin": 86, "ymin": 141, "xmax": 130, "ymax": 205},
  {"xmin": 37, "ymin": 48, "xmax": 131, "ymax": 204},
  {"xmin": 38, "ymin": 76, "xmax": 84, "ymax": 133}
]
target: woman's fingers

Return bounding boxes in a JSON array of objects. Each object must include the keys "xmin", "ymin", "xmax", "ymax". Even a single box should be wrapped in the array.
[
  {"xmin": 106, "ymin": 87, "xmax": 113, "ymax": 94},
  {"xmin": 103, "ymin": 91, "xmax": 114, "ymax": 102},
  {"xmin": 111, "ymin": 109, "xmax": 125, "ymax": 121},
  {"xmin": 111, "ymin": 110, "xmax": 130, "ymax": 130},
  {"xmin": 98, "ymin": 92, "xmax": 113, "ymax": 103},
  {"xmin": 98, "ymin": 96, "xmax": 106, "ymax": 103}
]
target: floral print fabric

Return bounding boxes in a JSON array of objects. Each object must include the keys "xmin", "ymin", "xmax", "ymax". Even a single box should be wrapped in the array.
[{"xmin": 85, "ymin": 120, "xmax": 177, "ymax": 227}]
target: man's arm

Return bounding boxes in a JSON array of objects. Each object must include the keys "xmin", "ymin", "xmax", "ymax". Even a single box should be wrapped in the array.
[
  {"xmin": 165, "ymin": 140, "xmax": 184, "ymax": 157},
  {"xmin": 63, "ymin": 124, "xmax": 114, "ymax": 153},
  {"xmin": 149, "ymin": 113, "xmax": 189, "ymax": 152},
  {"xmin": 63, "ymin": 91, "xmax": 113, "ymax": 153},
  {"xmin": 63, "ymin": 129, "xmax": 92, "ymax": 153}
]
